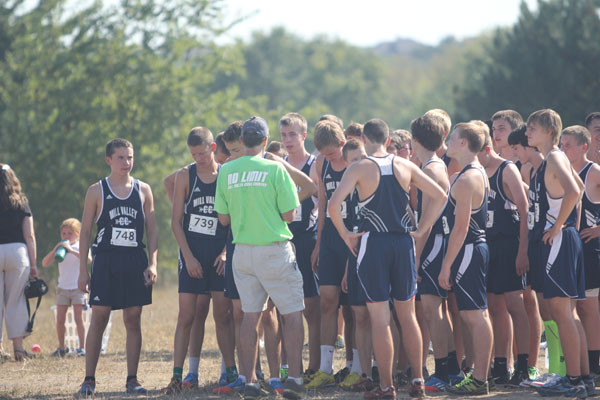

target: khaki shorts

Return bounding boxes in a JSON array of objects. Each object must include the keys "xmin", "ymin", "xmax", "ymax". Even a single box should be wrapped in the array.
[
  {"xmin": 233, "ymin": 241, "xmax": 304, "ymax": 315},
  {"xmin": 56, "ymin": 288, "xmax": 87, "ymax": 306}
]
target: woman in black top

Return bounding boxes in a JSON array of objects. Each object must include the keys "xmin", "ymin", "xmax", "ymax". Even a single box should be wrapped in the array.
[{"xmin": 0, "ymin": 164, "xmax": 38, "ymax": 360}]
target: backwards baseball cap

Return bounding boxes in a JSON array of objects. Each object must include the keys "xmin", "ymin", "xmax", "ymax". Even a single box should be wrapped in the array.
[{"xmin": 242, "ymin": 116, "xmax": 269, "ymax": 139}]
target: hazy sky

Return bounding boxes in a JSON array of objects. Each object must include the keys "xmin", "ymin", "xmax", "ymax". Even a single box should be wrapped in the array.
[{"xmin": 221, "ymin": 0, "xmax": 537, "ymax": 46}]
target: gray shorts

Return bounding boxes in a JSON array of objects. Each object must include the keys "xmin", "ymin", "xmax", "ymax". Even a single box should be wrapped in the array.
[
  {"xmin": 233, "ymin": 241, "xmax": 304, "ymax": 315},
  {"xmin": 56, "ymin": 287, "xmax": 87, "ymax": 306}
]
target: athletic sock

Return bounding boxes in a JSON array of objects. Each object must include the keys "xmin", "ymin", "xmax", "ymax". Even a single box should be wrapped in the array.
[
  {"xmin": 493, "ymin": 357, "xmax": 508, "ymax": 378},
  {"xmin": 238, "ymin": 374, "xmax": 247, "ymax": 383},
  {"xmin": 588, "ymin": 350, "xmax": 600, "ymax": 373},
  {"xmin": 434, "ymin": 357, "xmax": 449, "ymax": 383},
  {"xmin": 517, "ymin": 353, "xmax": 529, "ymax": 373},
  {"xmin": 126, "ymin": 375, "xmax": 136, "ymax": 382},
  {"xmin": 189, "ymin": 357, "xmax": 200, "ymax": 375},
  {"xmin": 567, "ymin": 375, "xmax": 582, "ymax": 385},
  {"xmin": 545, "ymin": 320, "xmax": 566, "ymax": 376},
  {"xmin": 350, "ymin": 349, "xmax": 362, "ymax": 375},
  {"xmin": 84, "ymin": 376, "xmax": 95, "ymax": 382},
  {"xmin": 319, "ymin": 345, "xmax": 335, "ymax": 374},
  {"xmin": 372, "ymin": 360, "xmax": 378, "ymax": 368},
  {"xmin": 448, "ymin": 351, "xmax": 461, "ymax": 375},
  {"xmin": 173, "ymin": 367, "xmax": 183, "ymax": 379},
  {"xmin": 221, "ymin": 358, "xmax": 226, "ymax": 374},
  {"xmin": 226, "ymin": 366, "xmax": 238, "ymax": 382}
]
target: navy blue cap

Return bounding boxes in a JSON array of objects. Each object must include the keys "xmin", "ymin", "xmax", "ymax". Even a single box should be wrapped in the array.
[{"xmin": 242, "ymin": 116, "xmax": 269, "ymax": 139}]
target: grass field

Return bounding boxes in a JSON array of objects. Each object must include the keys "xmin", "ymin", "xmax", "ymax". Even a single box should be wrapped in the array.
[{"xmin": 1, "ymin": 282, "xmax": 551, "ymax": 399}]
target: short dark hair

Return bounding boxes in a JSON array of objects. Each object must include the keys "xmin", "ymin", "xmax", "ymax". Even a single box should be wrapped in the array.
[
  {"xmin": 508, "ymin": 124, "xmax": 529, "ymax": 147},
  {"xmin": 585, "ymin": 112, "xmax": 600, "ymax": 128},
  {"xmin": 223, "ymin": 121, "xmax": 243, "ymax": 143},
  {"xmin": 491, "ymin": 110, "xmax": 524, "ymax": 130},
  {"xmin": 410, "ymin": 115, "xmax": 444, "ymax": 151},
  {"xmin": 319, "ymin": 114, "xmax": 344, "ymax": 130},
  {"xmin": 187, "ymin": 127, "xmax": 214, "ymax": 147},
  {"xmin": 344, "ymin": 122, "xmax": 363, "ymax": 138},
  {"xmin": 266, "ymin": 141, "xmax": 287, "ymax": 157},
  {"xmin": 215, "ymin": 133, "xmax": 230, "ymax": 156},
  {"xmin": 342, "ymin": 138, "xmax": 364, "ymax": 161},
  {"xmin": 363, "ymin": 119, "xmax": 389, "ymax": 145},
  {"xmin": 105, "ymin": 138, "xmax": 133, "ymax": 158}
]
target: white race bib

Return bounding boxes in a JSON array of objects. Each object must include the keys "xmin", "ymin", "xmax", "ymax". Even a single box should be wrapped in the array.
[
  {"xmin": 527, "ymin": 211, "xmax": 535, "ymax": 230},
  {"xmin": 326, "ymin": 201, "xmax": 347, "ymax": 219},
  {"xmin": 111, "ymin": 228, "xmax": 137, "ymax": 247},
  {"xmin": 188, "ymin": 214, "xmax": 218, "ymax": 236},
  {"xmin": 486, "ymin": 210, "xmax": 494, "ymax": 228},
  {"xmin": 293, "ymin": 204, "xmax": 302, "ymax": 222}
]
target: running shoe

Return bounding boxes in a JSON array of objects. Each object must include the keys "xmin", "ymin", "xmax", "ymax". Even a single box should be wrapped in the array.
[
  {"xmin": 269, "ymin": 378, "xmax": 284, "ymax": 395},
  {"xmin": 282, "ymin": 379, "xmax": 305, "ymax": 400},
  {"xmin": 218, "ymin": 372, "xmax": 228, "ymax": 387},
  {"xmin": 446, "ymin": 375, "xmax": 489, "ymax": 395},
  {"xmin": 162, "ymin": 376, "xmax": 182, "ymax": 394},
  {"xmin": 52, "ymin": 348, "xmax": 68, "ymax": 358},
  {"xmin": 409, "ymin": 379, "xmax": 426, "ymax": 398},
  {"xmin": 303, "ymin": 368, "xmax": 316, "ymax": 384},
  {"xmin": 182, "ymin": 372, "xmax": 198, "ymax": 389},
  {"xmin": 537, "ymin": 376, "xmax": 586, "ymax": 398},
  {"xmin": 395, "ymin": 370, "xmax": 410, "ymax": 386},
  {"xmin": 424, "ymin": 375, "xmax": 448, "ymax": 392},
  {"xmin": 364, "ymin": 386, "xmax": 396, "ymax": 399},
  {"xmin": 340, "ymin": 372, "xmax": 362, "ymax": 389},
  {"xmin": 448, "ymin": 371, "xmax": 465, "ymax": 385},
  {"xmin": 125, "ymin": 377, "xmax": 147, "ymax": 394},
  {"xmin": 584, "ymin": 376, "xmax": 597, "ymax": 397},
  {"xmin": 334, "ymin": 367, "xmax": 350, "ymax": 383},
  {"xmin": 243, "ymin": 383, "xmax": 269, "ymax": 399},
  {"xmin": 507, "ymin": 368, "xmax": 528, "ymax": 388},
  {"xmin": 349, "ymin": 374, "xmax": 375, "ymax": 392},
  {"xmin": 212, "ymin": 376, "xmax": 245, "ymax": 394},
  {"xmin": 528, "ymin": 366, "xmax": 541, "ymax": 380},
  {"xmin": 305, "ymin": 370, "xmax": 335, "ymax": 389},
  {"xmin": 78, "ymin": 378, "xmax": 95, "ymax": 396},
  {"xmin": 75, "ymin": 348, "xmax": 85, "ymax": 357}
]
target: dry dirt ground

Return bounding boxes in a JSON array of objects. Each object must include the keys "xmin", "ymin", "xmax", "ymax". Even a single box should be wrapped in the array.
[{"xmin": 0, "ymin": 284, "xmax": 560, "ymax": 399}]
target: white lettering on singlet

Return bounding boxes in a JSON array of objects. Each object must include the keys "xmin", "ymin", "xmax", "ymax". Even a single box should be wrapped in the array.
[{"xmin": 108, "ymin": 206, "xmax": 138, "ymax": 220}]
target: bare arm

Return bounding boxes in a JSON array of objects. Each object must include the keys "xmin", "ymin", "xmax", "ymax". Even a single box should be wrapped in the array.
[
  {"xmin": 78, "ymin": 184, "xmax": 100, "ymax": 292},
  {"xmin": 42, "ymin": 241, "xmax": 62, "ymax": 268},
  {"xmin": 281, "ymin": 209, "xmax": 296, "ymax": 223},
  {"xmin": 503, "ymin": 163, "xmax": 530, "ymax": 275},
  {"xmin": 142, "ymin": 182, "xmax": 158, "ymax": 285},
  {"xmin": 218, "ymin": 213, "xmax": 231, "ymax": 226},
  {"xmin": 22, "ymin": 216, "xmax": 37, "ymax": 279},
  {"xmin": 265, "ymin": 153, "xmax": 317, "ymax": 201},
  {"xmin": 311, "ymin": 156, "xmax": 326, "ymax": 271},
  {"xmin": 163, "ymin": 171, "xmax": 177, "ymax": 205}
]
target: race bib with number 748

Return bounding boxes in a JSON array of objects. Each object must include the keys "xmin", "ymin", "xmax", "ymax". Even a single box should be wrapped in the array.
[{"xmin": 111, "ymin": 228, "xmax": 137, "ymax": 247}]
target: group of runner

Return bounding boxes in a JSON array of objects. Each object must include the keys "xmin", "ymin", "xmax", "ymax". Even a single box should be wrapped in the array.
[{"xmin": 75, "ymin": 108, "xmax": 600, "ymax": 399}]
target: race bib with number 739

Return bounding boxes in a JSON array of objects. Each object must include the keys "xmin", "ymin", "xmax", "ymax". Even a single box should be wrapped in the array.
[{"xmin": 188, "ymin": 214, "xmax": 218, "ymax": 236}]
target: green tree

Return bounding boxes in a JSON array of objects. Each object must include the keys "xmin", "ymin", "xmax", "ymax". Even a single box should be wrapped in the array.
[{"xmin": 454, "ymin": 0, "xmax": 600, "ymax": 125}]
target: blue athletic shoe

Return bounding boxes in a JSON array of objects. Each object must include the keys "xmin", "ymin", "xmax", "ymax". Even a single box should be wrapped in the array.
[
  {"xmin": 218, "ymin": 372, "xmax": 228, "ymax": 387},
  {"xmin": 584, "ymin": 376, "xmax": 596, "ymax": 397},
  {"xmin": 182, "ymin": 372, "xmax": 199, "ymax": 389},
  {"xmin": 125, "ymin": 377, "xmax": 147, "ymax": 394},
  {"xmin": 213, "ymin": 376, "xmax": 245, "ymax": 394},
  {"xmin": 269, "ymin": 378, "xmax": 284, "ymax": 395},
  {"xmin": 78, "ymin": 378, "xmax": 95, "ymax": 396},
  {"xmin": 424, "ymin": 375, "xmax": 448, "ymax": 393},
  {"xmin": 449, "ymin": 371, "xmax": 466, "ymax": 385},
  {"xmin": 537, "ymin": 376, "xmax": 587, "ymax": 398}
]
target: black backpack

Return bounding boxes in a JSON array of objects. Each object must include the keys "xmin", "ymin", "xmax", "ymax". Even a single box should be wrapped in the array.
[{"xmin": 24, "ymin": 278, "xmax": 48, "ymax": 332}]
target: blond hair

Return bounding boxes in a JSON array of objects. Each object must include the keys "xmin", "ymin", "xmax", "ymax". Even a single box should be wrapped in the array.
[
  {"xmin": 60, "ymin": 218, "xmax": 82, "ymax": 236},
  {"xmin": 314, "ymin": 120, "xmax": 345, "ymax": 150},
  {"xmin": 425, "ymin": 109, "xmax": 452, "ymax": 134},
  {"xmin": 454, "ymin": 122, "xmax": 486, "ymax": 153},
  {"xmin": 527, "ymin": 109, "xmax": 562, "ymax": 145}
]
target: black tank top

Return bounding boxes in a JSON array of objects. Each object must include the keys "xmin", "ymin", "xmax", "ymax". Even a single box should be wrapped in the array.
[
  {"xmin": 487, "ymin": 160, "xmax": 519, "ymax": 238},
  {"xmin": 93, "ymin": 178, "xmax": 145, "ymax": 252},
  {"xmin": 183, "ymin": 163, "xmax": 228, "ymax": 241},
  {"xmin": 417, "ymin": 158, "xmax": 448, "ymax": 236},
  {"xmin": 358, "ymin": 154, "xmax": 412, "ymax": 233},
  {"xmin": 445, "ymin": 164, "xmax": 488, "ymax": 244},
  {"xmin": 322, "ymin": 160, "xmax": 353, "ymax": 232},
  {"xmin": 286, "ymin": 155, "xmax": 317, "ymax": 235},
  {"xmin": 579, "ymin": 162, "xmax": 600, "ymax": 251}
]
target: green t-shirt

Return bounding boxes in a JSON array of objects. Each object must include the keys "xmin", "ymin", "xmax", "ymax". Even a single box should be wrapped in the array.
[{"xmin": 215, "ymin": 155, "xmax": 299, "ymax": 245}]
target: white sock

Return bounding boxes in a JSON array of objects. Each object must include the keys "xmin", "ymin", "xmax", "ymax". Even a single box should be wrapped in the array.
[
  {"xmin": 319, "ymin": 345, "xmax": 335, "ymax": 374},
  {"xmin": 281, "ymin": 364, "xmax": 289, "ymax": 369},
  {"xmin": 351, "ymin": 349, "xmax": 362, "ymax": 375},
  {"xmin": 238, "ymin": 374, "xmax": 247, "ymax": 383},
  {"xmin": 188, "ymin": 357, "xmax": 200, "ymax": 375},
  {"xmin": 221, "ymin": 358, "xmax": 226, "ymax": 374},
  {"xmin": 288, "ymin": 376, "xmax": 303, "ymax": 385},
  {"xmin": 372, "ymin": 360, "xmax": 378, "ymax": 368}
]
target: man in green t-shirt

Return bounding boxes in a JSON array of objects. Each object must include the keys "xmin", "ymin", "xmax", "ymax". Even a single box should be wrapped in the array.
[{"xmin": 215, "ymin": 116, "xmax": 306, "ymax": 399}]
